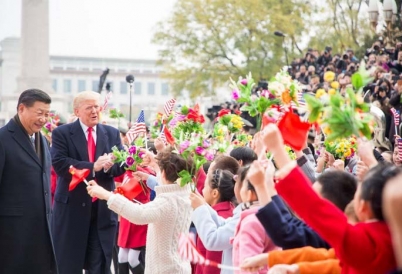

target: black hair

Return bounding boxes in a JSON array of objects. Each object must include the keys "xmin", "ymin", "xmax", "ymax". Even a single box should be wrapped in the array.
[
  {"xmin": 203, "ymin": 161, "xmax": 212, "ymax": 174},
  {"xmin": 230, "ymin": 147, "xmax": 258, "ymax": 166},
  {"xmin": 316, "ymin": 170, "xmax": 357, "ymax": 211},
  {"xmin": 210, "ymin": 169, "xmax": 235, "ymax": 203},
  {"xmin": 212, "ymin": 155, "xmax": 240, "ymax": 175},
  {"xmin": 237, "ymin": 166, "xmax": 256, "ymax": 193},
  {"xmin": 17, "ymin": 89, "xmax": 51, "ymax": 110},
  {"xmin": 361, "ymin": 164, "xmax": 401, "ymax": 221}
]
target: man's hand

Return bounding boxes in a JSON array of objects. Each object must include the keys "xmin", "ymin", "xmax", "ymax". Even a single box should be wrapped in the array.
[
  {"xmin": 94, "ymin": 153, "xmax": 112, "ymax": 172},
  {"xmin": 241, "ymin": 253, "xmax": 268, "ymax": 273},
  {"xmin": 189, "ymin": 192, "xmax": 206, "ymax": 209},
  {"xmin": 87, "ymin": 180, "xmax": 112, "ymax": 200}
]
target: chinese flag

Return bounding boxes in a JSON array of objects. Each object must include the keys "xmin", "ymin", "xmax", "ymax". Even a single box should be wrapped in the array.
[
  {"xmin": 278, "ymin": 111, "xmax": 310, "ymax": 151},
  {"xmin": 163, "ymin": 125, "xmax": 175, "ymax": 145},
  {"xmin": 69, "ymin": 166, "xmax": 90, "ymax": 191}
]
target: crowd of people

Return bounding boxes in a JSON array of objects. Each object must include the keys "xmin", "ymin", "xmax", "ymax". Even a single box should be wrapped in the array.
[{"xmin": 1, "ymin": 42, "xmax": 402, "ymax": 274}]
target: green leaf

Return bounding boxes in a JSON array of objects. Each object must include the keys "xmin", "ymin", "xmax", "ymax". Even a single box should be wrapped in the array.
[{"xmin": 351, "ymin": 73, "xmax": 363, "ymax": 90}]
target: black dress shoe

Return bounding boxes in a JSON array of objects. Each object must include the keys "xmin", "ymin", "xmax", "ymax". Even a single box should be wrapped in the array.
[{"xmin": 129, "ymin": 264, "xmax": 145, "ymax": 274}]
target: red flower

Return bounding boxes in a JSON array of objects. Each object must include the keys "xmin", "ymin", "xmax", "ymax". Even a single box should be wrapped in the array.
[
  {"xmin": 235, "ymin": 110, "xmax": 242, "ymax": 115},
  {"xmin": 186, "ymin": 104, "xmax": 205, "ymax": 123},
  {"xmin": 218, "ymin": 109, "xmax": 231, "ymax": 117}
]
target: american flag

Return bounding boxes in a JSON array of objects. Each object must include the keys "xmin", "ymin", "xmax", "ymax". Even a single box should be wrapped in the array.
[
  {"xmin": 102, "ymin": 91, "xmax": 113, "ymax": 112},
  {"xmin": 178, "ymin": 233, "xmax": 239, "ymax": 271},
  {"xmin": 164, "ymin": 98, "xmax": 176, "ymax": 117},
  {"xmin": 126, "ymin": 110, "xmax": 147, "ymax": 144},
  {"xmin": 291, "ymin": 92, "xmax": 307, "ymax": 111},
  {"xmin": 159, "ymin": 125, "xmax": 167, "ymax": 145},
  {"xmin": 391, "ymin": 108, "xmax": 400, "ymax": 127},
  {"xmin": 398, "ymin": 138, "xmax": 402, "ymax": 162}
]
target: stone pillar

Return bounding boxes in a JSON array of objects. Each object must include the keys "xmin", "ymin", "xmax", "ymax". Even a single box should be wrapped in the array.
[{"xmin": 16, "ymin": 0, "xmax": 52, "ymax": 93}]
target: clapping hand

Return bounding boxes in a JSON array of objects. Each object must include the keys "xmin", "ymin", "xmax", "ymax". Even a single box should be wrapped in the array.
[{"xmin": 94, "ymin": 153, "xmax": 113, "ymax": 172}]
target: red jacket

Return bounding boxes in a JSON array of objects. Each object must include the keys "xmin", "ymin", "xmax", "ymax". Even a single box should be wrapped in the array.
[
  {"xmin": 195, "ymin": 201, "xmax": 234, "ymax": 274},
  {"xmin": 115, "ymin": 171, "xmax": 151, "ymax": 249},
  {"xmin": 196, "ymin": 168, "xmax": 206, "ymax": 194},
  {"xmin": 276, "ymin": 166, "xmax": 396, "ymax": 274}
]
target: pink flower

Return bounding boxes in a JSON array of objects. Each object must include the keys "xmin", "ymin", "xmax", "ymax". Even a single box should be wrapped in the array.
[
  {"xmin": 195, "ymin": 146, "xmax": 205, "ymax": 156},
  {"xmin": 205, "ymin": 151, "xmax": 214, "ymax": 161},
  {"xmin": 126, "ymin": 156, "xmax": 135, "ymax": 166},
  {"xmin": 232, "ymin": 90, "xmax": 240, "ymax": 101},
  {"xmin": 45, "ymin": 123, "xmax": 52, "ymax": 131},
  {"xmin": 203, "ymin": 140, "xmax": 210, "ymax": 148},
  {"xmin": 240, "ymin": 79, "xmax": 248, "ymax": 85},
  {"xmin": 128, "ymin": 146, "xmax": 137, "ymax": 155},
  {"xmin": 179, "ymin": 140, "xmax": 191, "ymax": 153},
  {"xmin": 138, "ymin": 151, "xmax": 145, "ymax": 159}
]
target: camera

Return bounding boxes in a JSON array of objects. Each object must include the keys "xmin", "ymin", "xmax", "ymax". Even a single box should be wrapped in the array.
[{"xmin": 373, "ymin": 45, "xmax": 380, "ymax": 51}]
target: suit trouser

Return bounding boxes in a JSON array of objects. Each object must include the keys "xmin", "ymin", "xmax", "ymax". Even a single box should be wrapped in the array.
[{"xmin": 85, "ymin": 201, "xmax": 110, "ymax": 274}]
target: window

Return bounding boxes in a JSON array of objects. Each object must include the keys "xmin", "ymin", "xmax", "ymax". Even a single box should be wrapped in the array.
[
  {"xmin": 78, "ymin": 80, "xmax": 86, "ymax": 92},
  {"xmin": 52, "ymin": 79, "xmax": 58, "ymax": 92},
  {"xmin": 161, "ymin": 83, "xmax": 169, "ymax": 96},
  {"xmin": 92, "ymin": 80, "xmax": 99, "ymax": 92},
  {"xmin": 147, "ymin": 82, "xmax": 155, "ymax": 95},
  {"xmin": 63, "ymin": 79, "xmax": 72, "ymax": 93},
  {"xmin": 134, "ymin": 82, "xmax": 142, "ymax": 95},
  {"xmin": 120, "ymin": 82, "xmax": 128, "ymax": 94}
]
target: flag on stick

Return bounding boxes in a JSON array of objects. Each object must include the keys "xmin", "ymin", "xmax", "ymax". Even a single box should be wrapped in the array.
[
  {"xmin": 127, "ymin": 110, "xmax": 147, "ymax": 144},
  {"xmin": 164, "ymin": 98, "xmax": 176, "ymax": 117}
]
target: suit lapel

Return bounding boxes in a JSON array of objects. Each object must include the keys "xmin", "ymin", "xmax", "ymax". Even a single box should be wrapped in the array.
[
  {"xmin": 96, "ymin": 124, "xmax": 108, "ymax": 159},
  {"xmin": 8, "ymin": 120, "xmax": 42, "ymax": 167},
  {"xmin": 70, "ymin": 120, "xmax": 89, "ymax": 161}
]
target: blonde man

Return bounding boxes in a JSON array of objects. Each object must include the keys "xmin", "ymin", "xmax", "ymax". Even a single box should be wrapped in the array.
[{"xmin": 51, "ymin": 91, "xmax": 125, "ymax": 274}]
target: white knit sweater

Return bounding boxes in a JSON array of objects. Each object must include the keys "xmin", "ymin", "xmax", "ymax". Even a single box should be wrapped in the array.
[{"xmin": 107, "ymin": 183, "xmax": 192, "ymax": 274}]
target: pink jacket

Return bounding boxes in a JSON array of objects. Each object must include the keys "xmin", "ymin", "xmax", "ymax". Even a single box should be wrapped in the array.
[{"xmin": 231, "ymin": 206, "xmax": 279, "ymax": 274}]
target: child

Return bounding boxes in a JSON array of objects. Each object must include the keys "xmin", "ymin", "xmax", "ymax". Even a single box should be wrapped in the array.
[
  {"xmin": 250, "ymin": 124, "xmax": 397, "ymax": 274},
  {"xmin": 190, "ymin": 155, "xmax": 240, "ymax": 274},
  {"xmin": 195, "ymin": 169, "xmax": 236, "ymax": 274},
  {"xmin": 87, "ymin": 148, "xmax": 194, "ymax": 274},
  {"xmin": 231, "ymin": 166, "xmax": 279, "ymax": 274}
]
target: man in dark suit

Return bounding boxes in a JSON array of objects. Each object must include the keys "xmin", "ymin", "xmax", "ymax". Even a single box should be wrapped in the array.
[
  {"xmin": 0, "ymin": 89, "xmax": 58, "ymax": 273},
  {"xmin": 51, "ymin": 91, "xmax": 125, "ymax": 274}
]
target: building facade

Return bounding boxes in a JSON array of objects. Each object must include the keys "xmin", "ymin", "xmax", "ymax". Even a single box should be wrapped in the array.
[{"xmin": 0, "ymin": 37, "xmax": 173, "ymax": 127}]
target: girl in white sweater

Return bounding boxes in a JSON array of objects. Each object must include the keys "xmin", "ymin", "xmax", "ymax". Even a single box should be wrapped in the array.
[{"xmin": 87, "ymin": 148, "xmax": 194, "ymax": 274}]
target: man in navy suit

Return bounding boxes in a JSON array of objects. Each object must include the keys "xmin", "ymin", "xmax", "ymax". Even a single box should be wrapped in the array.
[
  {"xmin": 51, "ymin": 91, "xmax": 125, "ymax": 274},
  {"xmin": 0, "ymin": 89, "xmax": 57, "ymax": 274}
]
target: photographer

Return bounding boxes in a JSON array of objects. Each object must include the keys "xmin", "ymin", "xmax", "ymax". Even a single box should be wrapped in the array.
[
  {"xmin": 317, "ymin": 46, "xmax": 332, "ymax": 68},
  {"xmin": 366, "ymin": 40, "xmax": 386, "ymax": 56}
]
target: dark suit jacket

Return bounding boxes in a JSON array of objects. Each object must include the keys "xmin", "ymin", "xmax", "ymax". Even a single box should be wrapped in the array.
[
  {"xmin": 51, "ymin": 120, "xmax": 125, "ymax": 274},
  {"xmin": 256, "ymin": 195, "xmax": 330, "ymax": 250},
  {"xmin": 0, "ymin": 119, "xmax": 57, "ymax": 274}
]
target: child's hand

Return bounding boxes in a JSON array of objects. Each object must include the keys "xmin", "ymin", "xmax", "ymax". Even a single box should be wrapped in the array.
[
  {"xmin": 357, "ymin": 138, "xmax": 377, "ymax": 168},
  {"xmin": 356, "ymin": 161, "xmax": 369, "ymax": 182},
  {"xmin": 268, "ymin": 264, "xmax": 300, "ymax": 274},
  {"xmin": 189, "ymin": 192, "xmax": 206, "ymax": 209},
  {"xmin": 252, "ymin": 132, "xmax": 266, "ymax": 160},
  {"xmin": 154, "ymin": 138, "xmax": 165, "ymax": 152},
  {"xmin": 333, "ymin": 159, "xmax": 345, "ymax": 171},
  {"xmin": 241, "ymin": 253, "xmax": 268, "ymax": 272},
  {"xmin": 140, "ymin": 149, "xmax": 155, "ymax": 166},
  {"xmin": 133, "ymin": 171, "xmax": 150, "ymax": 182},
  {"xmin": 247, "ymin": 160, "xmax": 266, "ymax": 188},
  {"xmin": 87, "ymin": 181, "xmax": 112, "ymax": 200},
  {"xmin": 261, "ymin": 124, "xmax": 284, "ymax": 154}
]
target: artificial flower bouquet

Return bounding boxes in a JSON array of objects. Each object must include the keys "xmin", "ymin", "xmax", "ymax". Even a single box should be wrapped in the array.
[
  {"xmin": 110, "ymin": 138, "xmax": 150, "ymax": 199},
  {"xmin": 229, "ymin": 71, "xmax": 302, "ymax": 130},
  {"xmin": 41, "ymin": 111, "xmax": 60, "ymax": 137},
  {"xmin": 176, "ymin": 136, "xmax": 215, "ymax": 191},
  {"xmin": 171, "ymin": 104, "xmax": 205, "ymax": 141},
  {"xmin": 304, "ymin": 64, "xmax": 373, "ymax": 141},
  {"xmin": 324, "ymin": 137, "xmax": 357, "ymax": 160}
]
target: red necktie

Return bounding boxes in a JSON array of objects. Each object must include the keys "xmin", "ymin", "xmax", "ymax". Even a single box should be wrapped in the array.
[{"xmin": 87, "ymin": 127, "xmax": 95, "ymax": 162}]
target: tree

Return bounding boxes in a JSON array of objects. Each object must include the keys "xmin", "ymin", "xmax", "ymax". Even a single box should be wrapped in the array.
[
  {"xmin": 152, "ymin": 0, "xmax": 311, "ymax": 98},
  {"xmin": 308, "ymin": 0, "xmax": 372, "ymax": 55}
]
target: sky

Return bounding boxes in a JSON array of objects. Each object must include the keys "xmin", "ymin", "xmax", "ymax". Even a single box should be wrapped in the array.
[{"xmin": 0, "ymin": 0, "xmax": 177, "ymax": 59}]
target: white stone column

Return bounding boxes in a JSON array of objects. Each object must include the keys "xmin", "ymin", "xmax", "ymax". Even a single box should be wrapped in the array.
[{"xmin": 17, "ymin": 0, "xmax": 52, "ymax": 93}]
